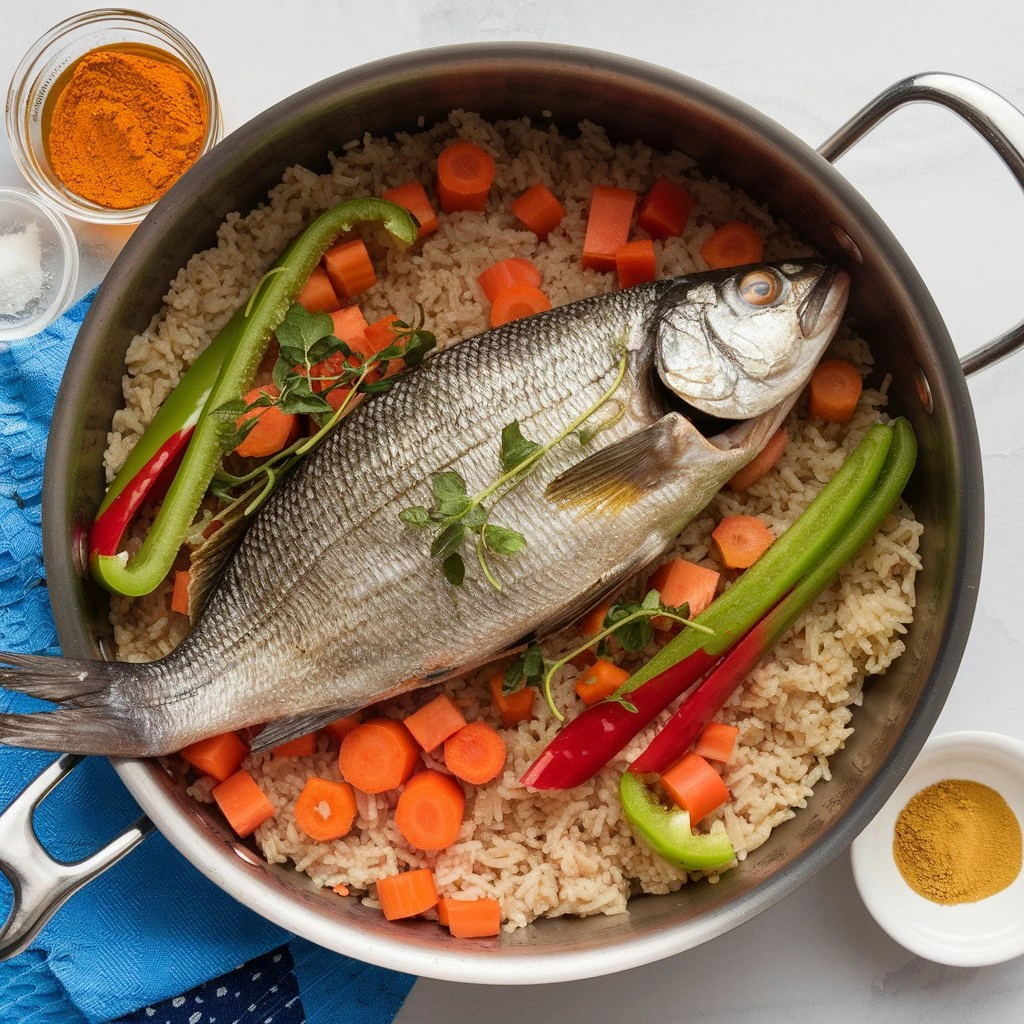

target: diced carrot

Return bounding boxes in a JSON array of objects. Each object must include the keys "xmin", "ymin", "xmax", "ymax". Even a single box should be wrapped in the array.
[
  {"xmin": 693, "ymin": 722, "xmax": 740, "ymax": 764},
  {"xmin": 647, "ymin": 559, "xmax": 721, "ymax": 630},
  {"xmin": 179, "ymin": 731, "xmax": 249, "ymax": 783},
  {"xmin": 382, "ymin": 180, "xmax": 438, "ymax": 238},
  {"xmin": 363, "ymin": 314, "xmax": 402, "ymax": 356},
  {"xmin": 293, "ymin": 776, "xmax": 357, "ymax": 841},
  {"xmin": 615, "ymin": 239, "xmax": 657, "ymax": 289},
  {"xmin": 511, "ymin": 183, "xmax": 566, "ymax": 240},
  {"xmin": 296, "ymin": 266, "xmax": 339, "ymax": 313},
  {"xmin": 488, "ymin": 671, "xmax": 535, "ymax": 728},
  {"xmin": 636, "ymin": 177, "xmax": 694, "ymax": 240},
  {"xmin": 333, "ymin": 883, "xmax": 350, "ymax": 896},
  {"xmin": 582, "ymin": 185, "xmax": 637, "ymax": 271},
  {"xmin": 323, "ymin": 715, "xmax": 361, "ymax": 745},
  {"xmin": 234, "ymin": 385, "xmax": 300, "ymax": 459},
  {"xmin": 477, "ymin": 257, "xmax": 542, "ymax": 303},
  {"xmin": 808, "ymin": 359, "xmax": 863, "ymax": 424},
  {"xmin": 376, "ymin": 868, "xmax": 438, "ymax": 921},
  {"xmin": 728, "ymin": 426, "xmax": 789, "ymax": 491},
  {"xmin": 578, "ymin": 602, "xmax": 611, "ymax": 638},
  {"xmin": 443, "ymin": 722, "xmax": 507, "ymax": 785},
  {"xmin": 659, "ymin": 752, "xmax": 730, "ymax": 824},
  {"xmin": 212, "ymin": 769, "xmax": 275, "ymax": 838},
  {"xmin": 489, "ymin": 284, "xmax": 551, "ymax": 328},
  {"xmin": 329, "ymin": 306, "xmax": 370, "ymax": 350},
  {"xmin": 436, "ymin": 141, "xmax": 496, "ymax": 213},
  {"xmin": 405, "ymin": 693, "xmax": 468, "ymax": 753},
  {"xmin": 440, "ymin": 897, "xmax": 502, "ymax": 938},
  {"xmin": 574, "ymin": 658, "xmax": 630, "ymax": 706},
  {"xmin": 700, "ymin": 220, "xmax": 764, "ymax": 269},
  {"xmin": 272, "ymin": 732, "xmax": 317, "ymax": 758},
  {"xmin": 323, "ymin": 239, "xmax": 376, "ymax": 300},
  {"xmin": 338, "ymin": 718, "xmax": 420, "ymax": 794},
  {"xmin": 395, "ymin": 770, "xmax": 466, "ymax": 851},
  {"xmin": 711, "ymin": 514, "xmax": 774, "ymax": 570},
  {"xmin": 569, "ymin": 648, "xmax": 597, "ymax": 671},
  {"xmin": 170, "ymin": 570, "xmax": 190, "ymax": 616}
]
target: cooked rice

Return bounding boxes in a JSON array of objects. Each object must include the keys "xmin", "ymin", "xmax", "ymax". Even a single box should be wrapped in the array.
[{"xmin": 106, "ymin": 112, "xmax": 922, "ymax": 931}]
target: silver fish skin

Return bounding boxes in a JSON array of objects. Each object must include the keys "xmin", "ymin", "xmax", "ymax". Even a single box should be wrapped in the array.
[{"xmin": 0, "ymin": 261, "xmax": 849, "ymax": 756}]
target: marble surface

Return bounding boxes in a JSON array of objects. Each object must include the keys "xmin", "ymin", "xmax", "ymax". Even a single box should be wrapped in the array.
[{"xmin": 3, "ymin": 0, "xmax": 1024, "ymax": 1020}]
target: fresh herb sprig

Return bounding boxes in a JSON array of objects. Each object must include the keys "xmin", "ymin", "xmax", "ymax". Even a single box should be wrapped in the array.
[
  {"xmin": 400, "ymin": 341, "xmax": 629, "ymax": 589},
  {"xmin": 536, "ymin": 590, "xmax": 714, "ymax": 722},
  {"xmin": 211, "ymin": 302, "xmax": 435, "ymax": 520}
]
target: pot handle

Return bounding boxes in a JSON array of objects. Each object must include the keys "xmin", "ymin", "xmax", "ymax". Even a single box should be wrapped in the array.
[
  {"xmin": 0, "ymin": 753, "xmax": 153, "ymax": 961},
  {"xmin": 818, "ymin": 72, "xmax": 1024, "ymax": 377}
]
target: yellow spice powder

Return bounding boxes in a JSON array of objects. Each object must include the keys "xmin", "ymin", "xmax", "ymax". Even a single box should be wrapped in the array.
[{"xmin": 893, "ymin": 779, "xmax": 1022, "ymax": 904}]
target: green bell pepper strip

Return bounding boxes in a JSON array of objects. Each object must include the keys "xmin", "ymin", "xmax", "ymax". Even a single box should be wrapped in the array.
[
  {"xmin": 91, "ymin": 198, "xmax": 419, "ymax": 597},
  {"xmin": 630, "ymin": 417, "xmax": 918, "ymax": 774},
  {"xmin": 619, "ymin": 771, "xmax": 736, "ymax": 871},
  {"xmin": 520, "ymin": 422, "xmax": 895, "ymax": 790}
]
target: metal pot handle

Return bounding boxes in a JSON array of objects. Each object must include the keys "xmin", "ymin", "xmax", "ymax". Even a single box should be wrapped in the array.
[
  {"xmin": 0, "ymin": 754, "xmax": 152, "ymax": 960},
  {"xmin": 818, "ymin": 72, "xmax": 1024, "ymax": 377}
]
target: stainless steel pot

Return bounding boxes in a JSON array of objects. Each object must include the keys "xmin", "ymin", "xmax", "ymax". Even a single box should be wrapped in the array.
[{"xmin": 4, "ymin": 44, "xmax": 1024, "ymax": 981}]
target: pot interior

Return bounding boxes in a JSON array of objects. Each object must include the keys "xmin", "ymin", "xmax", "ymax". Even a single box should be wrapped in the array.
[{"xmin": 43, "ymin": 44, "xmax": 981, "ymax": 979}]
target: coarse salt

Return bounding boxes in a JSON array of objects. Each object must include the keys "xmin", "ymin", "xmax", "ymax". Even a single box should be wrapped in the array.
[{"xmin": 0, "ymin": 222, "xmax": 44, "ymax": 317}]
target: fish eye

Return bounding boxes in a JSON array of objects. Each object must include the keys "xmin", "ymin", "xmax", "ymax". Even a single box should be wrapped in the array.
[{"xmin": 738, "ymin": 269, "xmax": 783, "ymax": 307}]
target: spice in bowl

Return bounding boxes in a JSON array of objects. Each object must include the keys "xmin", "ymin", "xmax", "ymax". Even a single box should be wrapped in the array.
[
  {"xmin": 44, "ymin": 45, "xmax": 207, "ymax": 210},
  {"xmin": 893, "ymin": 778, "xmax": 1023, "ymax": 904},
  {"xmin": 0, "ymin": 222, "xmax": 43, "ymax": 318}
]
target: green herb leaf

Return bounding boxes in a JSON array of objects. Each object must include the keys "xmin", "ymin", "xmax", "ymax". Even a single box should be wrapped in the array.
[
  {"xmin": 482, "ymin": 523, "xmax": 527, "ymax": 555},
  {"xmin": 641, "ymin": 588, "xmax": 662, "ymax": 611},
  {"xmin": 275, "ymin": 304, "xmax": 335, "ymax": 363},
  {"xmin": 500, "ymin": 420, "xmax": 543, "ymax": 473},
  {"xmin": 462, "ymin": 505, "xmax": 487, "ymax": 531},
  {"xmin": 399, "ymin": 506, "xmax": 431, "ymax": 528},
  {"xmin": 277, "ymin": 392, "xmax": 333, "ymax": 416},
  {"xmin": 503, "ymin": 641, "xmax": 545, "ymax": 693},
  {"xmin": 442, "ymin": 553, "xmax": 465, "ymax": 586},
  {"xmin": 432, "ymin": 472, "xmax": 471, "ymax": 518},
  {"xmin": 358, "ymin": 380, "xmax": 393, "ymax": 395},
  {"xmin": 430, "ymin": 523, "xmax": 467, "ymax": 560}
]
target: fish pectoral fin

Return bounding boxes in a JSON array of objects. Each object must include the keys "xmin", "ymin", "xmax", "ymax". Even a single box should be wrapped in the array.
[
  {"xmin": 248, "ymin": 708, "xmax": 358, "ymax": 754},
  {"xmin": 544, "ymin": 414, "xmax": 687, "ymax": 515}
]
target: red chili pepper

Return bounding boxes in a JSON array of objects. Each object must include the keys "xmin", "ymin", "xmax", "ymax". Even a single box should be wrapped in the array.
[
  {"xmin": 89, "ymin": 427, "xmax": 195, "ymax": 558},
  {"xmin": 519, "ymin": 647, "xmax": 721, "ymax": 790}
]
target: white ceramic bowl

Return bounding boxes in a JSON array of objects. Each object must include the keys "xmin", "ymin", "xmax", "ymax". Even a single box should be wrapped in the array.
[{"xmin": 851, "ymin": 730, "xmax": 1024, "ymax": 966}]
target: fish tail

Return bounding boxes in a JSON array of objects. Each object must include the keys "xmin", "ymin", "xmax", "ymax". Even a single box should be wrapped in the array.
[{"xmin": 0, "ymin": 651, "xmax": 158, "ymax": 757}]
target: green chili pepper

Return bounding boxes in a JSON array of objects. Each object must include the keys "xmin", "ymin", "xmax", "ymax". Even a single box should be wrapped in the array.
[
  {"xmin": 91, "ymin": 198, "xmax": 419, "ymax": 597},
  {"xmin": 619, "ymin": 771, "xmax": 735, "ymax": 871}
]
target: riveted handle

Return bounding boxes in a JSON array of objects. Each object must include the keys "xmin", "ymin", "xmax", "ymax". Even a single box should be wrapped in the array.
[
  {"xmin": 0, "ymin": 754, "xmax": 153, "ymax": 961},
  {"xmin": 819, "ymin": 72, "xmax": 1024, "ymax": 377}
]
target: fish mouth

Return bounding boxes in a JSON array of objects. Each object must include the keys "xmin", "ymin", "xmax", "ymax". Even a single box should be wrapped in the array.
[{"xmin": 799, "ymin": 264, "xmax": 850, "ymax": 339}]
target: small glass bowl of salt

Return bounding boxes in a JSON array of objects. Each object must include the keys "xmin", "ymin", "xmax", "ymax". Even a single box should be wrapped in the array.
[{"xmin": 0, "ymin": 187, "xmax": 78, "ymax": 341}]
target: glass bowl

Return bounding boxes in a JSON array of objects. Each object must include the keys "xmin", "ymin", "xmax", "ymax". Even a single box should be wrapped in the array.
[
  {"xmin": 5, "ymin": 9, "xmax": 223, "ymax": 225},
  {"xmin": 0, "ymin": 187, "xmax": 79, "ymax": 341}
]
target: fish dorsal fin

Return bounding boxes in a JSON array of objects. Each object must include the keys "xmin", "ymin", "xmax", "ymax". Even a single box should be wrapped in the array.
[
  {"xmin": 544, "ymin": 415, "xmax": 685, "ymax": 515},
  {"xmin": 186, "ymin": 513, "xmax": 249, "ymax": 625}
]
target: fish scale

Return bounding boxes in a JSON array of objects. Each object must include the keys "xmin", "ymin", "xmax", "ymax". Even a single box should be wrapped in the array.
[{"xmin": 0, "ymin": 260, "xmax": 849, "ymax": 755}]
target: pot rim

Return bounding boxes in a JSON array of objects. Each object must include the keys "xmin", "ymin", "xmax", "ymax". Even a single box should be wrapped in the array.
[{"xmin": 42, "ymin": 41, "xmax": 983, "ymax": 983}]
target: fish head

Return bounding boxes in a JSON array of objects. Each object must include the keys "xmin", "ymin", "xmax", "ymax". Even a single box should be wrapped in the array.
[{"xmin": 653, "ymin": 260, "xmax": 851, "ymax": 419}]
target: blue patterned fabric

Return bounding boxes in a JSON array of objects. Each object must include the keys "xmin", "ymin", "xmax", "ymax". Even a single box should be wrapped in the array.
[{"xmin": 0, "ymin": 295, "xmax": 415, "ymax": 1024}]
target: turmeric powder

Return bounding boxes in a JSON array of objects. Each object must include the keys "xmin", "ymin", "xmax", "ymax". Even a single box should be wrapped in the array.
[{"xmin": 47, "ymin": 47, "xmax": 206, "ymax": 210}]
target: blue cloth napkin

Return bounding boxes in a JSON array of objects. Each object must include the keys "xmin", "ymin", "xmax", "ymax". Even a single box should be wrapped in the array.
[{"xmin": 0, "ymin": 294, "xmax": 415, "ymax": 1024}]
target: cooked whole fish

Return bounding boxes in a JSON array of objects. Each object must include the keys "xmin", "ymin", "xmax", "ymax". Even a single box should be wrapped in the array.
[{"xmin": 0, "ymin": 261, "xmax": 849, "ymax": 756}]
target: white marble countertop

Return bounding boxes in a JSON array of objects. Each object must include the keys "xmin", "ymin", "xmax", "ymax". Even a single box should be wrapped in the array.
[{"xmin": 3, "ymin": 0, "xmax": 1024, "ymax": 1019}]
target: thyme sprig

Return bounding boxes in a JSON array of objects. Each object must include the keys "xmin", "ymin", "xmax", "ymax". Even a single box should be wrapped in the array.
[
  {"xmin": 400, "ymin": 340, "xmax": 629, "ymax": 589},
  {"xmin": 211, "ymin": 303, "xmax": 435, "ymax": 519},
  {"xmin": 538, "ymin": 590, "xmax": 714, "ymax": 722}
]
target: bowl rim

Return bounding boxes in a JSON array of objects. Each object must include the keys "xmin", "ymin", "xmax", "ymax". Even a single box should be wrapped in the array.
[
  {"xmin": 4, "ymin": 7, "xmax": 223, "ymax": 225},
  {"xmin": 42, "ymin": 41, "xmax": 984, "ymax": 983},
  {"xmin": 851, "ymin": 730, "xmax": 1024, "ymax": 967},
  {"xmin": 0, "ymin": 185, "xmax": 79, "ymax": 339}
]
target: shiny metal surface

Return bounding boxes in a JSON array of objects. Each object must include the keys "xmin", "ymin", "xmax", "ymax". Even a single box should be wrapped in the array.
[
  {"xmin": 0, "ymin": 754, "xmax": 152, "ymax": 960},
  {"xmin": 29, "ymin": 45, "xmax": 1014, "ymax": 981},
  {"xmin": 818, "ymin": 72, "xmax": 1024, "ymax": 378}
]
